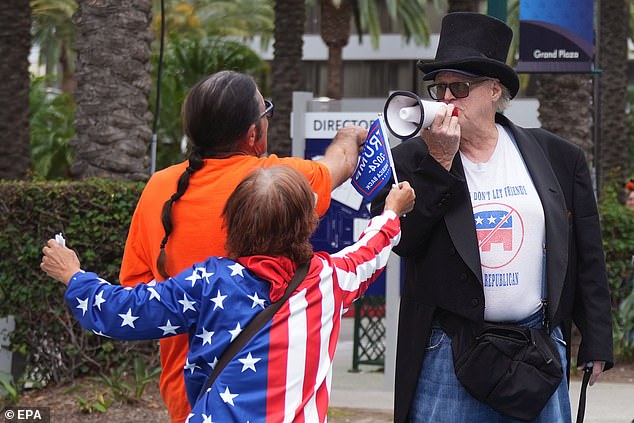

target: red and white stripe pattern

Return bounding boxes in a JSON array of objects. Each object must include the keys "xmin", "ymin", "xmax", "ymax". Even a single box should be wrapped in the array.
[{"xmin": 265, "ymin": 210, "xmax": 400, "ymax": 422}]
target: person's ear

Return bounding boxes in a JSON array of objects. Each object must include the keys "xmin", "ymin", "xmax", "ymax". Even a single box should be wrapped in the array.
[
  {"xmin": 246, "ymin": 123, "xmax": 257, "ymax": 147},
  {"xmin": 491, "ymin": 80, "xmax": 502, "ymax": 101}
]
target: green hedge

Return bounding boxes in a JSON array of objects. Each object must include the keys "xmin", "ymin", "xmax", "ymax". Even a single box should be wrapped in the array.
[
  {"xmin": 0, "ymin": 178, "xmax": 632, "ymax": 386},
  {"xmin": 599, "ymin": 183, "xmax": 634, "ymax": 360},
  {"xmin": 0, "ymin": 179, "xmax": 158, "ymax": 385}
]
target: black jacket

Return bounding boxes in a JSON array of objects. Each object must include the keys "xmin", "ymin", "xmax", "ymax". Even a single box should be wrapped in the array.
[{"xmin": 371, "ymin": 114, "xmax": 614, "ymax": 423}]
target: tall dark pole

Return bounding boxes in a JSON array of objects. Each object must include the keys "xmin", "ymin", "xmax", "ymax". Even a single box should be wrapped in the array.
[{"xmin": 593, "ymin": 0, "xmax": 601, "ymax": 196}]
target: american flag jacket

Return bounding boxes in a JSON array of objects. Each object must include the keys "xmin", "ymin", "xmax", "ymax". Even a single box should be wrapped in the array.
[{"xmin": 65, "ymin": 210, "xmax": 400, "ymax": 422}]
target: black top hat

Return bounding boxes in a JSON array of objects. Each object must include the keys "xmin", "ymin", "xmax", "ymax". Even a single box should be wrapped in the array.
[{"xmin": 418, "ymin": 12, "xmax": 519, "ymax": 98}]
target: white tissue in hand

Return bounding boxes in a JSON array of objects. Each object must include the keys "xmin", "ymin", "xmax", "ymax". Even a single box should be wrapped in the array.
[{"xmin": 55, "ymin": 233, "xmax": 65, "ymax": 247}]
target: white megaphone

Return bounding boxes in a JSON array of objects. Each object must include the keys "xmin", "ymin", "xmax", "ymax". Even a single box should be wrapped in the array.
[{"xmin": 383, "ymin": 91, "xmax": 446, "ymax": 139}]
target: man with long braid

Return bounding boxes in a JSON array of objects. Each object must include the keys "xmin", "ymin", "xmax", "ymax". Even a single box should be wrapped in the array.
[{"xmin": 118, "ymin": 70, "xmax": 367, "ymax": 422}]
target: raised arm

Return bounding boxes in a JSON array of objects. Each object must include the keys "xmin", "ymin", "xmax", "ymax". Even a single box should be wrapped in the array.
[
  {"xmin": 41, "ymin": 239, "xmax": 195, "ymax": 340},
  {"xmin": 332, "ymin": 182, "xmax": 415, "ymax": 307},
  {"xmin": 318, "ymin": 125, "xmax": 367, "ymax": 188}
]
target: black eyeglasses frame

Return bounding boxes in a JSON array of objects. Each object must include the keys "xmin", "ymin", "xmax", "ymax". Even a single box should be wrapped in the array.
[
  {"xmin": 259, "ymin": 99, "xmax": 274, "ymax": 119},
  {"xmin": 427, "ymin": 79, "xmax": 494, "ymax": 100}
]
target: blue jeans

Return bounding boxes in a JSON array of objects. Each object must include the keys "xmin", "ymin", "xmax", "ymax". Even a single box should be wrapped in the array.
[{"xmin": 410, "ymin": 312, "xmax": 571, "ymax": 423}]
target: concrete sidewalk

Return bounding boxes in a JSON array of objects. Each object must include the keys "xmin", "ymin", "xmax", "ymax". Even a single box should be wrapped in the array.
[{"xmin": 330, "ymin": 318, "xmax": 634, "ymax": 422}]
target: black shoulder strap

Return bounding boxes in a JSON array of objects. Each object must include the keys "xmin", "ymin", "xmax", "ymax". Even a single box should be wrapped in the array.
[{"xmin": 197, "ymin": 261, "xmax": 310, "ymax": 401}]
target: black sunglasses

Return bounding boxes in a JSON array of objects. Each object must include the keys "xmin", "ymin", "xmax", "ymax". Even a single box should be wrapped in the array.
[
  {"xmin": 427, "ymin": 79, "xmax": 492, "ymax": 100},
  {"xmin": 259, "ymin": 99, "xmax": 274, "ymax": 119}
]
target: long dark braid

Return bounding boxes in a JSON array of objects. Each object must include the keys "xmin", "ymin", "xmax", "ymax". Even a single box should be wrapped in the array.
[
  {"xmin": 156, "ymin": 70, "xmax": 261, "ymax": 279},
  {"xmin": 156, "ymin": 149, "xmax": 204, "ymax": 278}
]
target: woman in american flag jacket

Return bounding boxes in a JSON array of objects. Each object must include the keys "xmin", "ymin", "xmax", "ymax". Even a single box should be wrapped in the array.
[{"xmin": 41, "ymin": 165, "xmax": 415, "ymax": 423}]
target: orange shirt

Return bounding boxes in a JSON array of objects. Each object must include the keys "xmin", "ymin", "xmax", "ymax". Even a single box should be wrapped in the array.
[{"xmin": 119, "ymin": 155, "xmax": 332, "ymax": 423}]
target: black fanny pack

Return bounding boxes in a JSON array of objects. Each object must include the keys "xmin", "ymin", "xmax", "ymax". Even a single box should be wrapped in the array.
[{"xmin": 440, "ymin": 314, "xmax": 563, "ymax": 422}]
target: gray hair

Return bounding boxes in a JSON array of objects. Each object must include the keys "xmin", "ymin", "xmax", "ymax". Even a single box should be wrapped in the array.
[{"xmin": 495, "ymin": 81, "xmax": 512, "ymax": 113}]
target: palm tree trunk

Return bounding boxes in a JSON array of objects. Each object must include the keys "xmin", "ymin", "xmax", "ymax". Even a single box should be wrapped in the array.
[
  {"xmin": 0, "ymin": 0, "xmax": 31, "ymax": 179},
  {"xmin": 71, "ymin": 0, "xmax": 153, "ymax": 181},
  {"xmin": 269, "ymin": 0, "xmax": 306, "ymax": 157},
  {"xmin": 60, "ymin": 43, "xmax": 76, "ymax": 93},
  {"xmin": 320, "ymin": 0, "xmax": 352, "ymax": 100},
  {"xmin": 597, "ymin": 0, "xmax": 629, "ymax": 193},
  {"xmin": 536, "ymin": 74, "xmax": 594, "ymax": 164},
  {"xmin": 327, "ymin": 45, "xmax": 344, "ymax": 99}
]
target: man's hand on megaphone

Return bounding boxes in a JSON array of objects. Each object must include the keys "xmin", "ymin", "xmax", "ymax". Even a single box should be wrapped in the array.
[{"xmin": 421, "ymin": 103, "xmax": 460, "ymax": 171}]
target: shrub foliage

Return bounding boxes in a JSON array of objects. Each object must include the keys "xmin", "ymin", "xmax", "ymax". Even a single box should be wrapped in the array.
[
  {"xmin": 0, "ymin": 179, "xmax": 158, "ymax": 385},
  {"xmin": 600, "ymin": 182, "xmax": 634, "ymax": 360}
]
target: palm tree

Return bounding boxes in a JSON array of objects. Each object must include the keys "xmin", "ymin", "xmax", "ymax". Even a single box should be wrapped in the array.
[
  {"xmin": 320, "ymin": 0, "xmax": 353, "ymax": 99},
  {"xmin": 71, "ymin": 0, "xmax": 153, "ymax": 181},
  {"xmin": 320, "ymin": 0, "xmax": 435, "ymax": 100},
  {"xmin": 152, "ymin": 0, "xmax": 274, "ymax": 41},
  {"xmin": 596, "ymin": 0, "xmax": 629, "ymax": 192},
  {"xmin": 0, "ymin": 0, "xmax": 31, "ymax": 180},
  {"xmin": 31, "ymin": 0, "xmax": 77, "ymax": 93},
  {"xmin": 535, "ymin": 74, "xmax": 594, "ymax": 163},
  {"xmin": 197, "ymin": 0, "xmax": 274, "ymax": 40},
  {"xmin": 268, "ymin": 0, "xmax": 306, "ymax": 157},
  {"xmin": 152, "ymin": 35, "xmax": 267, "ymax": 169}
]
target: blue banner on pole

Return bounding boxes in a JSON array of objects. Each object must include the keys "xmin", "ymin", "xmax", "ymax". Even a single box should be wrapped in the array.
[
  {"xmin": 516, "ymin": 0, "xmax": 594, "ymax": 73},
  {"xmin": 351, "ymin": 116, "xmax": 395, "ymax": 202}
]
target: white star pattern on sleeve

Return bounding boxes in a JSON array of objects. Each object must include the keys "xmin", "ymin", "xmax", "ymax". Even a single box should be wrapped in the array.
[
  {"xmin": 147, "ymin": 286, "xmax": 161, "ymax": 301},
  {"xmin": 193, "ymin": 267, "xmax": 214, "ymax": 284},
  {"xmin": 202, "ymin": 414, "xmax": 213, "ymax": 423},
  {"xmin": 93, "ymin": 291, "xmax": 106, "ymax": 311},
  {"xmin": 195, "ymin": 328, "xmax": 214, "ymax": 345},
  {"xmin": 238, "ymin": 352, "xmax": 261, "ymax": 372},
  {"xmin": 208, "ymin": 356, "xmax": 218, "ymax": 369},
  {"xmin": 76, "ymin": 297, "xmax": 89, "ymax": 316},
  {"xmin": 210, "ymin": 290, "xmax": 227, "ymax": 310},
  {"xmin": 247, "ymin": 292, "xmax": 266, "ymax": 309},
  {"xmin": 178, "ymin": 293, "xmax": 196, "ymax": 313},
  {"xmin": 184, "ymin": 358, "xmax": 200, "ymax": 374},
  {"xmin": 228, "ymin": 262, "xmax": 245, "ymax": 277},
  {"xmin": 158, "ymin": 320, "xmax": 180, "ymax": 335},
  {"xmin": 199, "ymin": 269, "xmax": 214, "ymax": 283},
  {"xmin": 228, "ymin": 322, "xmax": 242, "ymax": 342},
  {"xmin": 184, "ymin": 271, "xmax": 200, "ymax": 287},
  {"xmin": 118, "ymin": 308, "xmax": 139, "ymax": 328},
  {"xmin": 219, "ymin": 386, "xmax": 239, "ymax": 406}
]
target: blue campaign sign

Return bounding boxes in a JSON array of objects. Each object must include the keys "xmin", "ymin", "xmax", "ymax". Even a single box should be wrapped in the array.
[
  {"xmin": 351, "ymin": 117, "xmax": 394, "ymax": 202},
  {"xmin": 516, "ymin": 0, "xmax": 594, "ymax": 72}
]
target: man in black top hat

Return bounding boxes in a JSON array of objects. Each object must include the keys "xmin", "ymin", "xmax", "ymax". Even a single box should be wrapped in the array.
[{"xmin": 372, "ymin": 12, "xmax": 613, "ymax": 423}]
